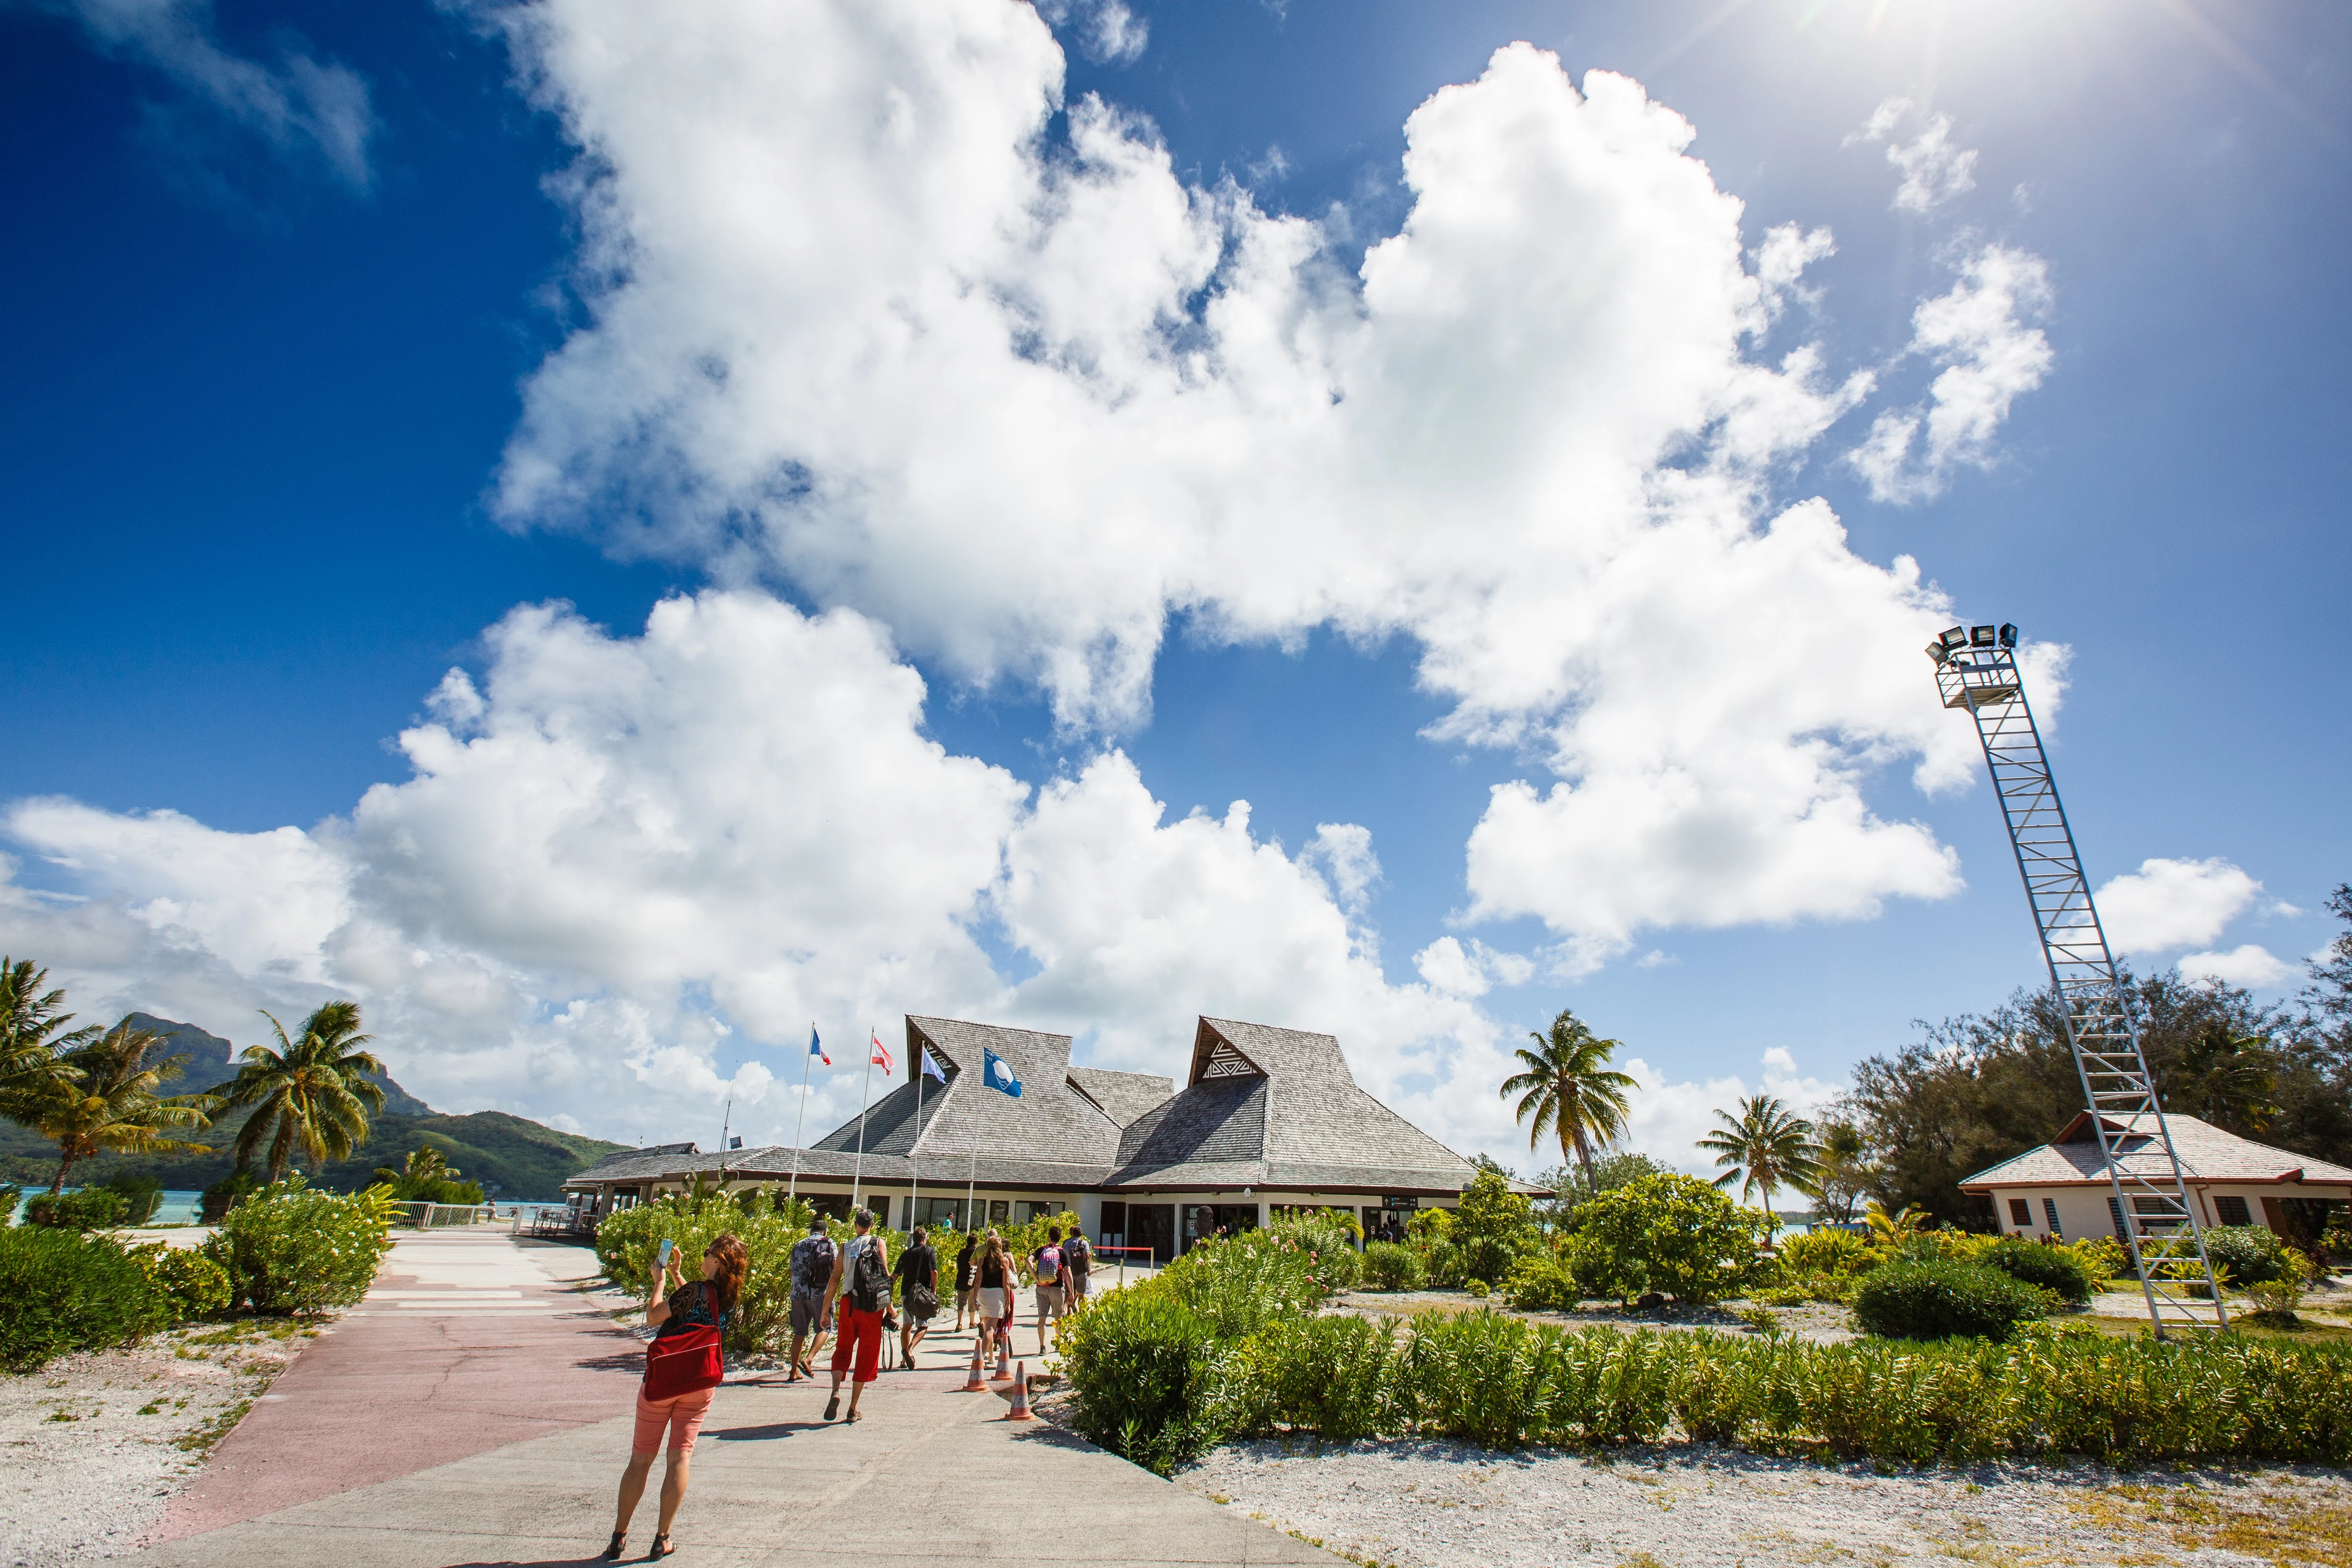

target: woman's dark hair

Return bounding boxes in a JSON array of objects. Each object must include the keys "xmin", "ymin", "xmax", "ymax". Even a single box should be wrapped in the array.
[{"xmin": 704, "ymin": 1233, "xmax": 749, "ymax": 1313}]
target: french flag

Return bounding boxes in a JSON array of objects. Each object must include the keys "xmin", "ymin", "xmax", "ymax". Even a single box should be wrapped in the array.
[{"xmin": 810, "ymin": 1025, "xmax": 830, "ymax": 1067}]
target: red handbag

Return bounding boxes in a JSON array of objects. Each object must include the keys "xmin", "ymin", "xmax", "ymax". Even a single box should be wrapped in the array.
[{"xmin": 643, "ymin": 1286, "xmax": 726, "ymax": 1401}]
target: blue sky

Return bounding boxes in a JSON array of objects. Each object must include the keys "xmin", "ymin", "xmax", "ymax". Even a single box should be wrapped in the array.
[{"xmin": 1, "ymin": 0, "xmax": 2345, "ymax": 1166}]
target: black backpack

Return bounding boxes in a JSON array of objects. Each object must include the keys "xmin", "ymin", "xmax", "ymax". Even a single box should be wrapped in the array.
[
  {"xmin": 1063, "ymin": 1234, "xmax": 1091, "ymax": 1272},
  {"xmin": 849, "ymin": 1240, "xmax": 891, "ymax": 1313}
]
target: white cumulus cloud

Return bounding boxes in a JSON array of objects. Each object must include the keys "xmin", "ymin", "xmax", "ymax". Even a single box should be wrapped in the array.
[
  {"xmin": 2096, "ymin": 856, "xmax": 2263, "ymax": 954},
  {"xmin": 1849, "ymin": 245, "xmax": 2054, "ymax": 504},
  {"xmin": 2176, "ymin": 944, "xmax": 2292, "ymax": 988},
  {"xmin": 1617, "ymin": 1047, "xmax": 1843, "ymax": 1181},
  {"xmin": 1851, "ymin": 97, "xmax": 1979, "ymax": 215}
]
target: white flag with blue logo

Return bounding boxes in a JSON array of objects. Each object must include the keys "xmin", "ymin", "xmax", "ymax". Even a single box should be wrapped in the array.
[
  {"xmin": 921, "ymin": 1048, "xmax": 947, "ymax": 1083},
  {"xmin": 982, "ymin": 1047, "xmax": 1022, "ymax": 1098}
]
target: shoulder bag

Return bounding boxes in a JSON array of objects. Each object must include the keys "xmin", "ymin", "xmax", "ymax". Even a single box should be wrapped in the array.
[{"xmin": 643, "ymin": 1283, "xmax": 726, "ymax": 1401}]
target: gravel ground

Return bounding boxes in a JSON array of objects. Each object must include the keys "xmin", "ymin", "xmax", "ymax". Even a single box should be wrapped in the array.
[
  {"xmin": 1178, "ymin": 1437, "xmax": 2352, "ymax": 1568},
  {"xmin": 0, "ymin": 1321, "xmax": 318, "ymax": 1568}
]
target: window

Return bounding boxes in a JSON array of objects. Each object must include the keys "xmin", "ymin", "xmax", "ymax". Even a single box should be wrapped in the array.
[
  {"xmin": 2043, "ymin": 1198, "xmax": 2063, "ymax": 1238},
  {"xmin": 987, "ymin": 1199, "xmax": 1009, "ymax": 1225},
  {"xmin": 2214, "ymin": 1195, "xmax": 2251, "ymax": 1228},
  {"xmin": 2008, "ymin": 1198, "xmax": 2032, "ymax": 1228},
  {"xmin": 913, "ymin": 1196, "xmax": 967, "ymax": 1231},
  {"xmin": 1020, "ymin": 1201, "xmax": 1054, "ymax": 1225}
]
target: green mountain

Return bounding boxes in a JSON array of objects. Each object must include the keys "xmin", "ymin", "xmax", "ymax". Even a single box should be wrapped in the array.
[{"xmin": 0, "ymin": 1015, "xmax": 627, "ymax": 1201}]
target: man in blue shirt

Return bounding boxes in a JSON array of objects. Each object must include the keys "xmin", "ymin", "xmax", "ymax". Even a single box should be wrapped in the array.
[{"xmin": 786, "ymin": 1215, "xmax": 836, "ymax": 1382}]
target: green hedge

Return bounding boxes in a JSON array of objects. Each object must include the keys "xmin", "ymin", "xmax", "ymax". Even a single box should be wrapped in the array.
[
  {"xmin": 1852, "ymin": 1258, "xmax": 2050, "ymax": 1342},
  {"xmin": 1361, "ymin": 1241, "xmax": 1425, "ymax": 1291},
  {"xmin": 202, "ymin": 1181, "xmax": 396, "ymax": 1315},
  {"xmin": 0, "ymin": 1226, "xmax": 165, "ymax": 1369},
  {"xmin": 1983, "ymin": 1238, "xmax": 2096, "ymax": 1305},
  {"xmin": 26, "ymin": 1189, "xmax": 128, "ymax": 1231},
  {"xmin": 1067, "ymin": 1300, "xmax": 2352, "ymax": 1468}
]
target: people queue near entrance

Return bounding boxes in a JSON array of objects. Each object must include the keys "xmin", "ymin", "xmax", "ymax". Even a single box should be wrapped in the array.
[{"xmin": 605, "ymin": 1213, "xmax": 1095, "ymax": 1559}]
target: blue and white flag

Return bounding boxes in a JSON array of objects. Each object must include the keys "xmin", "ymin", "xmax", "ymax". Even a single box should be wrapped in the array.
[
  {"xmin": 921, "ymin": 1048, "xmax": 947, "ymax": 1083},
  {"xmin": 982, "ymin": 1047, "xmax": 1023, "ymax": 1098}
]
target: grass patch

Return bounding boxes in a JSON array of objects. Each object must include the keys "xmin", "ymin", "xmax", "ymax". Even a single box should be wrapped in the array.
[
  {"xmin": 2078, "ymin": 1481, "xmax": 2352, "ymax": 1568},
  {"xmin": 173, "ymin": 1396, "xmax": 253, "ymax": 1456}
]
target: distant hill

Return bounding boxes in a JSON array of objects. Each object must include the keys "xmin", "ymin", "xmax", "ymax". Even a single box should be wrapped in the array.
[
  {"xmin": 123, "ymin": 1012, "xmax": 436, "ymax": 1118},
  {"xmin": 0, "ymin": 1015, "xmax": 627, "ymax": 1200}
]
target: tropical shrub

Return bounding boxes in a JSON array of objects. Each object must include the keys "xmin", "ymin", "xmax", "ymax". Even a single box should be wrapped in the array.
[
  {"xmin": 1464, "ymin": 1277, "xmax": 1490, "ymax": 1298},
  {"xmin": 1983, "ymin": 1237, "xmax": 2096, "ymax": 1305},
  {"xmin": 1572, "ymin": 1173, "xmax": 1775, "ymax": 1304},
  {"xmin": 0, "ymin": 1225, "xmax": 163, "ymax": 1369},
  {"xmin": 204, "ymin": 1179, "xmax": 397, "ymax": 1315},
  {"xmin": 1060, "ymin": 1284, "xmax": 1238, "ymax": 1474},
  {"xmin": 1501, "ymin": 1252, "xmax": 1581, "ymax": 1312},
  {"xmin": 1851, "ymin": 1258, "xmax": 2049, "ymax": 1341},
  {"xmin": 2245, "ymin": 1247, "xmax": 2312, "ymax": 1319},
  {"xmin": 1777, "ymin": 1228, "xmax": 1876, "ymax": 1276},
  {"xmin": 200, "ymin": 1169, "xmax": 263, "ymax": 1222},
  {"xmin": 128, "ymin": 1242, "xmax": 231, "ymax": 1321},
  {"xmin": 1399, "ymin": 1308, "xmax": 1557, "ymax": 1448},
  {"xmin": 594, "ymin": 1192, "xmax": 807, "ymax": 1353},
  {"xmin": 98, "ymin": 1173, "xmax": 165, "ymax": 1226},
  {"xmin": 0, "ymin": 1182, "xmax": 19, "ymax": 1225},
  {"xmin": 1237, "ymin": 1312, "xmax": 1394, "ymax": 1439},
  {"xmin": 26, "ymin": 1188, "xmax": 127, "ymax": 1231},
  {"xmin": 1361, "ymin": 1241, "xmax": 1425, "ymax": 1291},
  {"xmin": 1452, "ymin": 1169, "xmax": 1541, "ymax": 1285},
  {"xmin": 2201, "ymin": 1225, "xmax": 2292, "ymax": 1287}
]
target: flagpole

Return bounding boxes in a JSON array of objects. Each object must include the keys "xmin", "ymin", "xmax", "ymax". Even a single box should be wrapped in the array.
[
  {"xmin": 788, "ymin": 1026, "xmax": 816, "ymax": 1203},
  {"xmin": 850, "ymin": 1025, "xmax": 875, "ymax": 1216},
  {"xmin": 908, "ymin": 1046, "xmax": 923, "ymax": 1238}
]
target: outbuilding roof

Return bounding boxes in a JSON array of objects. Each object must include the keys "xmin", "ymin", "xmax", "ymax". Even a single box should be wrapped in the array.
[{"xmin": 1959, "ymin": 1113, "xmax": 2352, "ymax": 1191}]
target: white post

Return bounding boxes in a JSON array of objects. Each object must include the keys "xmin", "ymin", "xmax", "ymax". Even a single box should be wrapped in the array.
[
  {"xmin": 908, "ymin": 1050, "xmax": 923, "ymax": 1238},
  {"xmin": 964, "ymin": 1145, "xmax": 979, "ymax": 1238},
  {"xmin": 788, "ymin": 1025, "xmax": 814, "ymax": 1203}
]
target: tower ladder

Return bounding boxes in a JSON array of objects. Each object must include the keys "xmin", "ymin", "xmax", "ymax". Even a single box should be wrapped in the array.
[{"xmin": 1929, "ymin": 622, "xmax": 2225, "ymax": 1337}]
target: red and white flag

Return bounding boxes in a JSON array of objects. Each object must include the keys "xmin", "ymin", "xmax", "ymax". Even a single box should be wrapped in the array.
[{"xmin": 870, "ymin": 1031, "xmax": 895, "ymax": 1076}]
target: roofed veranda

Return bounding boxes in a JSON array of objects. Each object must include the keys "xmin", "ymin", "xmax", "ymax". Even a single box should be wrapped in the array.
[{"xmin": 563, "ymin": 1016, "xmax": 1534, "ymax": 1259}]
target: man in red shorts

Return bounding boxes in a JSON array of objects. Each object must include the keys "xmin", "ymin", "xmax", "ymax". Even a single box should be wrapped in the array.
[{"xmin": 819, "ymin": 1208, "xmax": 891, "ymax": 1422}]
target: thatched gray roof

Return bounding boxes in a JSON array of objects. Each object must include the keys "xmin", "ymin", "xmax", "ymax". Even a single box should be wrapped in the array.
[{"xmin": 566, "ymin": 1015, "xmax": 1491, "ymax": 1199}]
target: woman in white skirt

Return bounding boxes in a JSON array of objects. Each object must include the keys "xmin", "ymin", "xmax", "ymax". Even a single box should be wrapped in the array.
[{"xmin": 971, "ymin": 1229, "xmax": 1015, "ymax": 1360}]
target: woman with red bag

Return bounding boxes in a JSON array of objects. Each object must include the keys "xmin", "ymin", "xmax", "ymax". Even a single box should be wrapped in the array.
[{"xmin": 604, "ymin": 1232, "xmax": 747, "ymax": 1561}]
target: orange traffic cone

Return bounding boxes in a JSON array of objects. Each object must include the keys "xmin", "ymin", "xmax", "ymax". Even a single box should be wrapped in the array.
[
  {"xmin": 991, "ymin": 1337, "xmax": 1011, "ymax": 1381},
  {"xmin": 1004, "ymin": 1361, "xmax": 1034, "ymax": 1420},
  {"xmin": 961, "ymin": 1343, "xmax": 986, "ymax": 1392}
]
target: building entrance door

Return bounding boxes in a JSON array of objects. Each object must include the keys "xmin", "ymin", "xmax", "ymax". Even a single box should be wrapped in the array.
[
  {"xmin": 1129, "ymin": 1203, "xmax": 1176, "ymax": 1264},
  {"xmin": 1180, "ymin": 1203, "xmax": 1260, "ymax": 1253}
]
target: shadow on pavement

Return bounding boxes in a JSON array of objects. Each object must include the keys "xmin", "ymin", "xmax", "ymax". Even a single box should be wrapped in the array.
[{"xmin": 707, "ymin": 1420, "xmax": 828, "ymax": 1442}]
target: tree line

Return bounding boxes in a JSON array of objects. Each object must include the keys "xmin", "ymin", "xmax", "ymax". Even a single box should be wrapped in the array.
[
  {"xmin": 0, "ymin": 960, "xmax": 458, "ymax": 1199},
  {"xmin": 1497, "ymin": 883, "xmax": 2352, "ymax": 1233}
]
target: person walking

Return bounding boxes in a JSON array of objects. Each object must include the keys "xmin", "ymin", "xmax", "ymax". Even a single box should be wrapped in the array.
[
  {"xmin": 1061, "ymin": 1223, "xmax": 1092, "ymax": 1307},
  {"xmin": 820, "ymin": 1208, "xmax": 891, "ymax": 1422},
  {"xmin": 1028, "ymin": 1225, "xmax": 1067, "ymax": 1357},
  {"xmin": 953, "ymin": 1227, "xmax": 979, "ymax": 1332},
  {"xmin": 972, "ymin": 1229, "xmax": 1014, "ymax": 1364},
  {"xmin": 605, "ymin": 1233, "xmax": 747, "ymax": 1561},
  {"xmin": 895, "ymin": 1224, "xmax": 939, "ymax": 1368},
  {"xmin": 786, "ymin": 1213, "xmax": 836, "ymax": 1382}
]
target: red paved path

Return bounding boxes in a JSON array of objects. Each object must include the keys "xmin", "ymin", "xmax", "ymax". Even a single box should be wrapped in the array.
[{"xmin": 155, "ymin": 1234, "xmax": 641, "ymax": 1543}]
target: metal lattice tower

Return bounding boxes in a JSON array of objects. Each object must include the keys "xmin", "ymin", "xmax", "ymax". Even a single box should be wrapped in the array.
[{"xmin": 1929, "ymin": 622, "xmax": 2226, "ymax": 1336}]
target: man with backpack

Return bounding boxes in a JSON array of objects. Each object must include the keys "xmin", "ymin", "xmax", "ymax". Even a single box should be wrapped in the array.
[
  {"xmin": 1061, "ymin": 1224, "xmax": 1092, "ymax": 1306},
  {"xmin": 1029, "ymin": 1225, "xmax": 1068, "ymax": 1357},
  {"xmin": 785, "ymin": 1214, "xmax": 836, "ymax": 1382},
  {"xmin": 819, "ymin": 1208, "xmax": 892, "ymax": 1422}
]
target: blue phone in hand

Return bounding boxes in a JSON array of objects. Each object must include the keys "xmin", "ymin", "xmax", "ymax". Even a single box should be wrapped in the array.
[{"xmin": 657, "ymin": 1238, "xmax": 675, "ymax": 1267}]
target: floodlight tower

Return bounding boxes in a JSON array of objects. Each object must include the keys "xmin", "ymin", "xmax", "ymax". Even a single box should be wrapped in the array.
[{"xmin": 1928, "ymin": 622, "xmax": 2225, "ymax": 1336}]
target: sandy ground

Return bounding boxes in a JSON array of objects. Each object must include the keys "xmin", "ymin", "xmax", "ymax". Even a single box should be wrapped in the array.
[
  {"xmin": 0, "ymin": 1322, "xmax": 317, "ymax": 1568},
  {"xmin": 1178, "ymin": 1437, "xmax": 2352, "ymax": 1568}
]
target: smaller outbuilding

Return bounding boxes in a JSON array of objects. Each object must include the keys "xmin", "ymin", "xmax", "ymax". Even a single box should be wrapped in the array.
[{"xmin": 1961, "ymin": 1112, "xmax": 2352, "ymax": 1243}]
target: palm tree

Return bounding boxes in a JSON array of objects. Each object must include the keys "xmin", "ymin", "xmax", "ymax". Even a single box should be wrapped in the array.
[
  {"xmin": 0, "ymin": 958, "xmax": 100, "ymax": 1107},
  {"xmin": 1502, "ymin": 1009, "xmax": 1638, "ymax": 1194},
  {"xmin": 1865, "ymin": 1200, "xmax": 1928, "ymax": 1247},
  {"xmin": 222, "ymin": 1001, "xmax": 387, "ymax": 1183},
  {"xmin": 375, "ymin": 1143, "xmax": 454, "ymax": 1192},
  {"xmin": 1697, "ymin": 1094, "xmax": 1823, "ymax": 1219},
  {"xmin": 26, "ymin": 1021, "xmax": 214, "ymax": 1191}
]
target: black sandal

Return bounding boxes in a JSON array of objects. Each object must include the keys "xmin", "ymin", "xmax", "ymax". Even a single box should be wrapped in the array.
[
  {"xmin": 647, "ymin": 1533, "xmax": 675, "ymax": 1559},
  {"xmin": 824, "ymin": 1394, "xmax": 840, "ymax": 1421},
  {"xmin": 599, "ymin": 1531, "xmax": 627, "ymax": 1560}
]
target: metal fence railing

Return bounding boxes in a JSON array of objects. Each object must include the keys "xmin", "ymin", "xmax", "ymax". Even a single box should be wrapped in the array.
[{"xmin": 388, "ymin": 1201, "xmax": 498, "ymax": 1230}]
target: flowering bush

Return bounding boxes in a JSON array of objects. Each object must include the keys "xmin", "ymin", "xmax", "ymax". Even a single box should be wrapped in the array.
[
  {"xmin": 128, "ymin": 1242, "xmax": 231, "ymax": 1322},
  {"xmin": 1570, "ymin": 1174, "xmax": 1775, "ymax": 1305},
  {"xmin": 203, "ymin": 1179, "xmax": 396, "ymax": 1315},
  {"xmin": 1362, "ymin": 1241, "xmax": 1425, "ymax": 1291}
]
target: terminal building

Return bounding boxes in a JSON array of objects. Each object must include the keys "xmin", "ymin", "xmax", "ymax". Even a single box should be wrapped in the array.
[{"xmin": 562, "ymin": 1015, "xmax": 1506, "ymax": 1258}]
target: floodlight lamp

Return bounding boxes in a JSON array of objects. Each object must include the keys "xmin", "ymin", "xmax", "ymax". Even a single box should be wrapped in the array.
[
  {"xmin": 1999, "ymin": 623, "xmax": 2018, "ymax": 648},
  {"xmin": 1936, "ymin": 626, "xmax": 1967, "ymax": 651},
  {"xmin": 1969, "ymin": 624, "xmax": 1997, "ymax": 647},
  {"xmin": 1925, "ymin": 641, "xmax": 1950, "ymax": 666}
]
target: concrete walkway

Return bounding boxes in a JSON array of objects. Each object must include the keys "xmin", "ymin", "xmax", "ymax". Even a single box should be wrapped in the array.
[{"xmin": 131, "ymin": 1231, "xmax": 1324, "ymax": 1567}]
